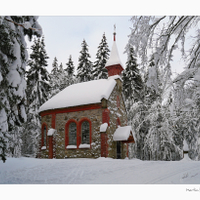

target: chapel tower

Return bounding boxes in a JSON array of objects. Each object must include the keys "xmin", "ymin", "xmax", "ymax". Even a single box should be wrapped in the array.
[{"xmin": 105, "ymin": 25, "xmax": 124, "ymax": 77}]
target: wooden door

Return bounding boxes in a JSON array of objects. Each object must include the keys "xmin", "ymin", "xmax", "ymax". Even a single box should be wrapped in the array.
[{"xmin": 117, "ymin": 141, "xmax": 121, "ymax": 159}]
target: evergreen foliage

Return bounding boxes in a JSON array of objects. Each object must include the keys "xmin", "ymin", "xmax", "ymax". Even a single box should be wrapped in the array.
[
  {"xmin": 77, "ymin": 39, "xmax": 93, "ymax": 82},
  {"xmin": 65, "ymin": 55, "xmax": 76, "ymax": 85},
  {"xmin": 51, "ymin": 57, "xmax": 59, "ymax": 76},
  {"xmin": 58, "ymin": 62, "xmax": 66, "ymax": 91},
  {"xmin": 65, "ymin": 55, "xmax": 75, "ymax": 77},
  {"xmin": 144, "ymin": 54, "xmax": 162, "ymax": 105},
  {"xmin": 23, "ymin": 36, "xmax": 50, "ymax": 157},
  {"xmin": 122, "ymin": 45, "xmax": 144, "ymax": 115},
  {"xmin": 172, "ymin": 64, "xmax": 200, "ymax": 160},
  {"xmin": 50, "ymin": 56, "xmax": 76, "ymax": 97},
  {"xmin": 0, "ymin": 16, "xmax": 42, "ymax": 162},
  {"xmin": 49, "ymin": 57, "xmax": 60, "ymax": 96},
  {"xmin": 128, "ymin": 54, "xmax": 182, "ymax": 160},
  {"xmin": 93, "ymin": 33, "xmax": 110, "ymax": 80}
]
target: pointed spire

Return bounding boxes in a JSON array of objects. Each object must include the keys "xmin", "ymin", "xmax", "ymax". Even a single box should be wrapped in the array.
[
  {"xmin": 113, "ymin": 24, "xmax": 116, "ymax": 41},
  {"xmin": 105, "ymin": 26, "xmax": 124, "ymax": 77}
]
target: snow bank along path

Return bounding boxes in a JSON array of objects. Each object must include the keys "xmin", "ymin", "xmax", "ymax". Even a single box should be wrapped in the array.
[{"xmin": 0, "ymin": 155, "xmax": 200, "ymax": 184}]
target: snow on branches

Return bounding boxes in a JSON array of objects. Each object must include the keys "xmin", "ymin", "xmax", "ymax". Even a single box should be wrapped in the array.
[
  {"xmin": 4, "ymin": 17, "xmax": 42, "ymax": 33},
  {"xmin": 127, "ymin": 16, "xmax": 200, "ymax": 70}
]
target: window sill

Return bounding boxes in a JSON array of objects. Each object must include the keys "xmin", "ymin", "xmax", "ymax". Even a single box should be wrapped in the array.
[
  {"xmin": 66, "ymin": 145, "xmax": 77, "ymax": 149},
  {"xmin": 79, "ymin": 144, "xmax": 90, "ymax": 149}
]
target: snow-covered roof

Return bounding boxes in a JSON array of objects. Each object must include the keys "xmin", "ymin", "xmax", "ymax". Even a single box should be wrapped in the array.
[
  {"xmin": 100, "ymin": 123, "xmax": 108, "ymax": 132},
  {"xmin": 113, "ymin": 126, "xmax": 133, "ymax": 141},
  {"xmin": 47, "ymin": 128, "xmax": 56, "ymax": 136},
  {"xmin": 39, "ymin": 79, "xmax": 116, "ymax": 113},
  {"xmin": 105, "ymin": 41, "xmax": 123, "ymax": 68}
]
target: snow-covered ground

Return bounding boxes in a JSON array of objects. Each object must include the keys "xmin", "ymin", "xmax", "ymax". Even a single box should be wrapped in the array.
[
  {"xmin": 1, "ymin": 154, "xmax": 200, "ymax": 184},
  {"xmin": 1, "ymin": 155, "xmax": 200, "ymax": 199}
]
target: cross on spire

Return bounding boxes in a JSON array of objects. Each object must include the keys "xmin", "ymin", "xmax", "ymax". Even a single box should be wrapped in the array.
[{"xmin": 113, "ymin": 24, "xmax": 116, "ymax": 41}]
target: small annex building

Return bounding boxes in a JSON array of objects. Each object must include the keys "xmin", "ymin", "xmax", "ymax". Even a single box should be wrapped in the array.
[{"xmin": 39, "ymin": 30, "xmax": 135, "ymax": 159}]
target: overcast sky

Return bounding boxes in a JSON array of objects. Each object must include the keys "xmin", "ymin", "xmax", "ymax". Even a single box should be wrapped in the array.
[
  {"xmin": 26, "ymin": 15, "xmax": 187, "ymax": 77},
  {"xmin": 34, "ymin": 16, "xmax": 132, "ymax": 73},
  {"xmin": 5, "ymin": 0, "xmax": 198, "ymax": 76}
]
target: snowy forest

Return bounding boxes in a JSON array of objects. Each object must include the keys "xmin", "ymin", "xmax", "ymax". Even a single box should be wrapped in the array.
[{"xmin": 1, "ymin": 16, "xmax": 200, "ymax": 163}]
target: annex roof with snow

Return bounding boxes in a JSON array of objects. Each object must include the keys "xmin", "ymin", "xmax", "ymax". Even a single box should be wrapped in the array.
[
  {"xmin": 39, "ymin": 78, "xmax": 116, "ymax": 113},
  {"xmin": 113, "ymin": 126, "xmax": 135, "ymax": 143}
]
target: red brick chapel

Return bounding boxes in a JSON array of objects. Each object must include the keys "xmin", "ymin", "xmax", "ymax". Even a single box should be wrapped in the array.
[{"xmin": 39, "ymin": 29, "xmax": 135, "ymax": 159}]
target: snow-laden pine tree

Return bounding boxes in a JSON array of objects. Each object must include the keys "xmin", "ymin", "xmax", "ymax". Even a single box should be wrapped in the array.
[
  {"xmin": 65, "ymin": 55, "xmax": 76, "ymax": 85},
  {"xmin": 122, "ymin": 45, "xmax": 144, "ymax": 159},
  {"xmin": 77, "ymin": 39, "xmax": 93, "ymax": 82},
  {"xmin": 58, "ymin": 62, "xmax": 67, "ymax": 91},
  {"xmin": 49, "ymin": 57, "xmax": 60, "ymax": 96},
  {"xmin": 142, "ymin": 101, "xmax": 183, "ymax": 161},
  {"xmin": 51, "ymin": 57, "xmax": 59, "ymax": 76},
  {"xmin": 144, "ymin": 54, "xmax": 162, "ymax": 105},
  {"xmin": 22, "ymin": 36, "xmax": 50, "ymax": 157},
  {"xmin": 93, "ymin": 33, "xmax": 110, "ymax": 80},
  {"xmin": 65, "ymin": 55, "xmax": 75, "ymax": 76},
  {"xmin": 122, "ymin": 45, "xmax": 143, "ymax": 116},
  {"xmin": 129, "ymin": 55, "xmax": 160, "ymax": 159},
  {"xmin": 129, "ymin": 54, "xmax": 182, "ymax": 160},
  {"xmin": 0, "ymin": 16, "xmax": 42, "ymax": 162},
  {"xmin": 172, "ymin": 61, "xmax": 200, "ymax": 160}
]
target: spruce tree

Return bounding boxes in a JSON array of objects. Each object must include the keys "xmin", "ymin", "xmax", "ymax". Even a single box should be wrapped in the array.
[
  {"xmin": 58, "ymin": 62, "xmax": 67, "ymax": 91},
  {"xmin": 0, "ymin": 16, "xmax": 42, "ymax": 162},
  {"xmin": 50, "ymin": 57, "xmax": 60, "ymax": 96},
  {"xmin": 26, "ymin": 36, "xmax": 50, "ymax": 107},
  {"xmin": 58, "ymin": 62, "xmax": 64, "ymax": 74},
  {"xmin": 77, "ymin": 39, "xmax": 93, "ymax": 82},
  {"xmin": 65, "ymin": 55, "xmax": 75, "ymax": 77},
  {"xmin": 93, "ymin": 33, "xmax": 110, "ymax": 80},
  {"xmin": 65, "ymin": 55, "xmax": 75, "ymax": 85},
  {"xmin": 23, "ymin": 36, "xmax": 50, "ymax": 157},
  {"xmin": 123, "ymin": 46, "xmax": 143, "ymax": 103},
  {"xmin": 51, "ymin": 57, "xmax": 59, "ymax": 76},
  {"xmin": 122, "ymin": 46, "xmax": 144, "ymax": 159}
]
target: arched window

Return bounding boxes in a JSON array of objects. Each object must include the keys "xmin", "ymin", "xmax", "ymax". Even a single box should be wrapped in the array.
[
  {"xmin": 68, "ymin": 122, "xmax": 77, "ymax": 145},
  {"xmin": 81, "ymin": 121, "xmax": 90, "ymax": 144}
]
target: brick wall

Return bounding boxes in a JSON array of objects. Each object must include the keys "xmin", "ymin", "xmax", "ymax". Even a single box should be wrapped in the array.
[
  {"xmin": 106, "ymin": 80, "xmax": 128, "ymax": 159},
  {"xmin": 44, "ymin": 108, "xmax": 102, "ymax": 158},
  {"xmin": 40, "ymin": 115, "xmax": 52, "ymax": 158}
]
